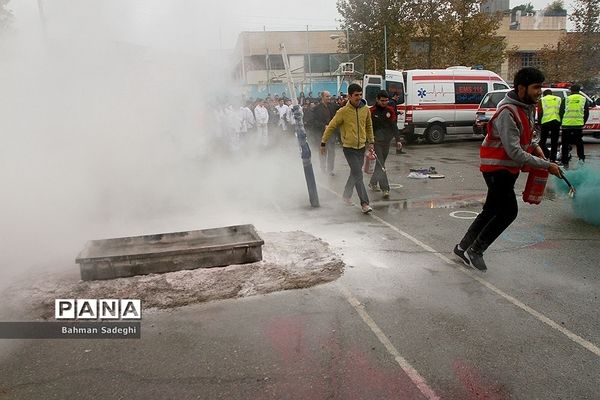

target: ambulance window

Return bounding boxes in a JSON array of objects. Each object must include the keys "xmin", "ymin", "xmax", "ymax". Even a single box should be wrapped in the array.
[
  {"xmin": 365, "ymin": 86, "xmax": 380, "ymax": 106},
  {"xmin": 480, "ymin": 92, "xmax": 506, "ymax": 108},
  {"xmin": 494, "ymin": 83, "xmax": 509, "ymax": 90},
  {"xmin": 385, "ymin": 82, "xmax": 405, "ymax": 104},
  {"xmin": 455, "ymin": 83, "xmax": 488, "ymax": 104}
]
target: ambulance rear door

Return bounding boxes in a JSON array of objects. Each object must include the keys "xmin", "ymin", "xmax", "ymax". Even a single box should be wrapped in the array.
[
  {"xmin": 363, "ymin": 74, "xmax": 383, "ymax": 107},
  {"xmin": 384, "ymin": 69, "xmax": 405, "ymax": 130}
]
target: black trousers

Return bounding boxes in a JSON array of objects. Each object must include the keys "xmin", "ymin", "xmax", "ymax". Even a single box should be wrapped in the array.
[
  {"xmin": 459, "ymin": 170, "xmax": 519, "ymax": 253},
  {"xmin": 539, "ymin": 120, "xmax": 560, "ymax": 162},
  {"xmin": 369, "ymin": 141, "xmax": 391, "ymax": 191},
  {"xmin": 561, "ymin": 127, "xmax": 585, "ymax": 165}
]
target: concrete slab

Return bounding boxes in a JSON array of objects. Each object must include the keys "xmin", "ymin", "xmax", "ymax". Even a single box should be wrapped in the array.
[{"xmin": 75, "ymin": 224, "xmax": 263, "ymax": 281}]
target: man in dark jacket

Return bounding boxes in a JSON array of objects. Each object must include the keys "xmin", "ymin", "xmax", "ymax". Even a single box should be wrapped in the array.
[
  {"xmin": 368, "ymin": 90, "xmax": 398, "ymax": 199},
  {"xmin": 312, "ymin": 91, "xmax": 339, "ymax": 175}
]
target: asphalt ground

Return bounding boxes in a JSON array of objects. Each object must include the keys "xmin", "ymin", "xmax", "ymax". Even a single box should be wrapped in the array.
[{"xmin": 1, "ymin": 136, "xmax": 599, "ymax": 399}]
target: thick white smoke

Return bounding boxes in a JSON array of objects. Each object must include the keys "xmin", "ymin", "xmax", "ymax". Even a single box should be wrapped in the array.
[{"xmin": 0, "ymin": 1, "xmax": 307, "ymax": 299}]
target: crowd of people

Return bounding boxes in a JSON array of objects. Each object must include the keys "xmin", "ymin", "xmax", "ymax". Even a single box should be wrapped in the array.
[
  {"xmin": 212, "ymin": 90, "xmax": 350, "ymax": 161},
  {"xmin": 213, "ymin": 86, "xmax": 402, "ymax": 215}
]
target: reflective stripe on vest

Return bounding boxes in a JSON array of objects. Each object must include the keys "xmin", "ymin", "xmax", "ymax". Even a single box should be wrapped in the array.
[
  {"xmin": 562, "ymin": 93, "xmax": 585, "ymax": 126},
  {"xmin": 480, "ymin": 104, "xmax": 533, "ymax": 174},
  {"xmin": 541, "ymin": 95, "xmax": 561, "ymax": 124}
]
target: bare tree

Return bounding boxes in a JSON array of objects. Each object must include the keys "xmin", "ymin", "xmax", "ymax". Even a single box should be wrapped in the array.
[
  {"xmin": 337, "ymin": 0, "xmax": 416, "ymax": 74},
  {"xmin": 512, "ymin": 2, "xmax": 535, "ymax": 15},
  {"xmin": 444, "ymin": 0, "xmax": 506, "ymax": 70},
  {"xmin": 539, "ymin": 0, "xmax": 599, "ymax": 87},
  {"xmin": 337, "ymin": 0, "xmax": 505, "ymax": 73},
  {"xmin": 544, "ymin": 0, "xmax": 567, "ymax": 16}
]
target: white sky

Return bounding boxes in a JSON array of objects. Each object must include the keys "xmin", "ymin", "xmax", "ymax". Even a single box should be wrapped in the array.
[{"xmin": 8, "ymin": 0, "xmax": 575, "ymax": 50}]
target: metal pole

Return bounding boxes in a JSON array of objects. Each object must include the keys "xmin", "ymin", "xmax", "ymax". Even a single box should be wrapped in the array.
[
  {"xmin": 280, "ymin": 43, "xmax": 319, "ymax": 207},
  {"xmin": 384, "ymin": 25, "xmax": 388, "ymax": 70},
  {"xmin": 241, "ymin": 33, "xmax": 246, "ymax": 84},
  {"xmin": 280, "ymin": 44, "xmax": 297, "ymax": 105},
  {"xmin": 264, "ymin": 26, "xmax": 270, "ymax": 95},
  {"xmin": 306, "ymin": 25, "xmax": 312, "ymax": 93},
  {"xmin": 37, "ymin": 0, "xmax": 47, "ymax": 34},
  {"xmin": 346, "ymin": 27, "xmax": 350, "ymax": 55}
]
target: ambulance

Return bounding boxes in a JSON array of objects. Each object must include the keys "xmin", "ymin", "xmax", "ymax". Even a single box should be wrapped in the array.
[
  {"xmin": 363, "ymin": 67, "xmax": 510, "ymax": 143},
  {"xmin": 474, "ymin": 88, "xmax": 600, "ymax": 137}
]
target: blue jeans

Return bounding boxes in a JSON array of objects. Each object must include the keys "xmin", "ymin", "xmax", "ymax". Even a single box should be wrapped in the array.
[{"xmin": 342, "ymin": 147, "xmax": 369, "ymax": 205}]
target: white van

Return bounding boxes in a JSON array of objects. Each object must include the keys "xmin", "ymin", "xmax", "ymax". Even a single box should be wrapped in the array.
[
  {"xmin": 474, "ymin": 88, "xmax": 600, "ymax": 137},
  {"xmin": 363, "ymin": 67, "xmax": 510, "ymax": 143}
]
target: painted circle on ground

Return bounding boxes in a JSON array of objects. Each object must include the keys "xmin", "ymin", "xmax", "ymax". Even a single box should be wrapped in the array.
[{"xmin": 449, "ymin": 211, "xmax": 479, "ymax": 220}]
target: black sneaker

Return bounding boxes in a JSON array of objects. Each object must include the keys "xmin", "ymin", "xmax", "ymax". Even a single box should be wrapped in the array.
[
  {"xmin": 453, "ymin": 244, "xmax": 470, "ymax": 267},
  {"xmin": 465, "ymin": 248, "xmax": 487, "ymax": 271}
]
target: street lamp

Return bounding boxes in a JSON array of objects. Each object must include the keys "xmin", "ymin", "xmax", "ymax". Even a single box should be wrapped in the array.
[
  {"xmin": 329, "ymin": 30, "xmax": 350, "ymax": 54},
  {"xmin": 384, "ymin": 25, "xmax": 388, "ymax": 70}
]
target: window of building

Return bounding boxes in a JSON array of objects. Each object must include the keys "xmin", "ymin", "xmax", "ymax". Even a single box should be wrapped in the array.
[
  {"xmin": 305, "ymin": 54, "xmax": 331, "ymax": 73},
  {"xmin": 520, "ymin": 52, "xmax": 542, "ymax": 68},
  {"xmin": 268, "ymin": 55, "xmax": 285, "ymax": 70},
  {"xmin": 245, "ymin": 55, "xmax": 267, "ymax": 71}
]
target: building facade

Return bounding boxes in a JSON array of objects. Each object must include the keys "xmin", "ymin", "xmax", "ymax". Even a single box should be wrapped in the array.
[
  {"xmin": 232, "ymin": 30, "xmax": 363, "ymax": 99},
  {"xmin": 233, "ymin": 10, "xmax": 567, "ymax": 95}
]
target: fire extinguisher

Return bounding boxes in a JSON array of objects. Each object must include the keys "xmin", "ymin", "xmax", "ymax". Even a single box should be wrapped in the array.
[
  {"xmin": 363, "ymin": 148, "xmax": 376, "ymax": 174},
  {"xmin": 395, "ymin": 139, "xmax": 403, "ymax": 154},
  {"xmin": 522, "ymin": 168, "xmax": 549, "ymax": 204}
]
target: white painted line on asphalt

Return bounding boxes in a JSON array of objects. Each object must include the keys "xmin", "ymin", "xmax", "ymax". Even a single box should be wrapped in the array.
[
  {"xmin": 319, "ymin": 184, "xmax": 600, "ymax": 358},
  {"xmin": 370, "ymin": 209, "xmax": 600, "ymax": 359},
  {"xmin": 340, "ymin": 285, "xmax": 441, "ymax": 400}
]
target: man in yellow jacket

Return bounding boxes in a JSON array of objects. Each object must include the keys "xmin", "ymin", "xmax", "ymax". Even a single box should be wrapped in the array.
[{"xmin": 321, "ymin": 83, "xmax": 375, "ymax": 213}]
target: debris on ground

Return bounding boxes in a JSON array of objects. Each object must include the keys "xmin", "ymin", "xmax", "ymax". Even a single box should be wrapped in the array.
[
  {"xmin": 2, "ymin": 231, "xmax": 344, "ymax": 319},
  {"xmin": 407, "ymin": 167, "xmax": 445, "ymax": 179}
]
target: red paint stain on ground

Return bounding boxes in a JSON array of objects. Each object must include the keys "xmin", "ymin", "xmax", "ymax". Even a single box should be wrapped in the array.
[
  {"xmin": 323, "ymin": 334, "xmax": 426, "ymax": 400},
  {"xmin": 263, "ymin": 316, "xmax": 307, "ymax": 364},
  {"xmin": 263, "ymin": 316, "xmax": 427, "ymax": 399},
  {"xmin": 530, "ymin": 241, "xmax": 560, "ymax": 249},
  {"xmin": 453, "ymin": 359, "xmax": 509, "ymax": 400}
]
